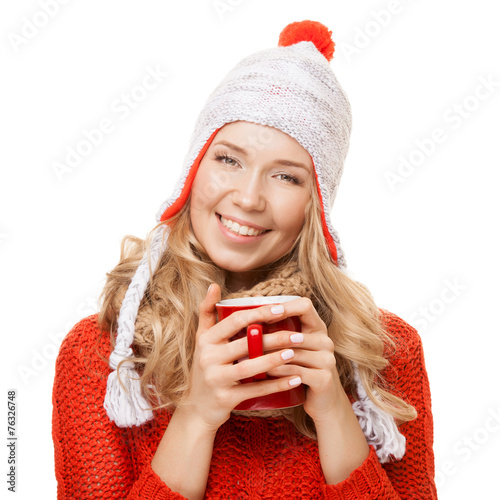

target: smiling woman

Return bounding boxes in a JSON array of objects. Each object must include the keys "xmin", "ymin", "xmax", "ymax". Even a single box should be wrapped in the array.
[
  {"xmin": 190, "ymin": 121, "xmax": 313, "ymax": 291},
  {"xmin": 52, "ymin": 19, "xmax": 437, "ymax": 500}
]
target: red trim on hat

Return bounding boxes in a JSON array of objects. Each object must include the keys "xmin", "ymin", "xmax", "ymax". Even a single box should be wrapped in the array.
[
  {"xmin": 160, "ymin": 128, "xmax": 221, "ymax": 223},
  {"xmin": 311, "ymin": 157, "xmax": 339, "ymax": 266}
]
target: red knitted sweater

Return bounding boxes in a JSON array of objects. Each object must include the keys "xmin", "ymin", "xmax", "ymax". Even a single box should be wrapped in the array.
[{"xmin": 52, "ymin": 310, "xmax": 437, "ymax": 499}]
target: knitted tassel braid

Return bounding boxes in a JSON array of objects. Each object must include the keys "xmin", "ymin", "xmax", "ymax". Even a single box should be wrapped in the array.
[
  {"xmin": 103, "ymin": 225, "xmax": 169, "ymax": 427},
  {"xmin": 224, "ymin": 261, "xmax": 406, "ymax": 463}
]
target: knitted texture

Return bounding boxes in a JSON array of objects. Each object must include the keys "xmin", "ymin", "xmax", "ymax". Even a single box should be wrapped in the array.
[
  {"xmin": 52, "ymin": 312, "xmax": 437, "ymax": 499},
  {"xmin": 224, "ymin": 260, "xmax": 313, "ymax": 300}
]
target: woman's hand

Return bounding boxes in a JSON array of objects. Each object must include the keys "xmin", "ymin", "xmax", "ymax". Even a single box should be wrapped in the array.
[
  {"xmin": 181, "ymin": 284, "xmax": 304, "ymax": 432},
  {"xmin": 262, "ymin": 297, "xmax": 346, "ymax": 422},
  {"xmin": 263, "ymin": 297, "xmax": 370, "ymax": 483}
]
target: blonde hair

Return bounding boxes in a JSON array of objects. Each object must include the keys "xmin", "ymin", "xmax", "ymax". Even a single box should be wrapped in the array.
[{"xmin": 98, "ymin": 187, "xmax": 416, "ymax": 437}]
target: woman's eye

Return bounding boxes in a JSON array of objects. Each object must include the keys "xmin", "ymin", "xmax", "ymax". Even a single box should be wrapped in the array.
[
  {"xmin": 215, "ymin": 153, "xmax": 238, "ymax": 166},
  {"xmin": 275, "ymin": 173, "xmax": 300, "ymax": 185}
]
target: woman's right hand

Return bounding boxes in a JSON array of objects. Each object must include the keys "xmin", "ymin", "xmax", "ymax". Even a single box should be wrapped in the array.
[{"xmin": 181, "ymin": 283, "xmax": 301, "ymax": 431}]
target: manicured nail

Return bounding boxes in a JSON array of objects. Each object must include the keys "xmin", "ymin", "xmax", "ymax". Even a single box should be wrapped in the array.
[
  {"xmin": 271, "ymin": 305, "xmax": 284, "ymax": 314},
  {"xmin": 207, "ymin": 284, "xmax": 213, "ymax": 294},
  {"xmin": 281, "ymin": 349, "xmax": 294, "ymax": 360},
  {"xmin": 290, "ymin": 333, "xmax": 303, "ymax": 343},
  {"xmin": 289, "ymin": 376, "xmax": 301, "ymax": 386}
]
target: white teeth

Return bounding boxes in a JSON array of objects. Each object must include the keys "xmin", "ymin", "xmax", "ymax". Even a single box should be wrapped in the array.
[{"xmin": 220, "ymin": 216, "xmax": 266, "ymax": 236}]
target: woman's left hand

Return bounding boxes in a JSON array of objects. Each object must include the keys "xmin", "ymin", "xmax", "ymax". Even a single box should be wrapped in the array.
[
  {"xmin": 266, "ymin": 297, "xmax": 370, "ymax": 484},
  {"xmin": 264, "ymin": 297, "xmax": 346, "ymax": 422}
]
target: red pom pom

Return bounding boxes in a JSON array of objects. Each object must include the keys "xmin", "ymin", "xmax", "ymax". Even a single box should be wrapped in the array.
[{"xmin": 278, "ymin": 20, "xmax": 335, "ymax": 61}]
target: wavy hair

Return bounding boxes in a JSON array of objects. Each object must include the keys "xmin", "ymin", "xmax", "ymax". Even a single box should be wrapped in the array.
[{"xmin": 98, "ymin": 185, "xmax": 416, "ymax": 438}]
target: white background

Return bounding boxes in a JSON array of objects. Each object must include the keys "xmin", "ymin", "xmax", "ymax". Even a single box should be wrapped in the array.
[{"xmin": 2, "ymin": 0, "xmax": 499, "ymax": 498}]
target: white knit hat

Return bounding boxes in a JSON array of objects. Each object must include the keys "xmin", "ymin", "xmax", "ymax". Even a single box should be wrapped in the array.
[{"xmin": 103, "ymin": 20, "xmax": 406, "ymax": 463}]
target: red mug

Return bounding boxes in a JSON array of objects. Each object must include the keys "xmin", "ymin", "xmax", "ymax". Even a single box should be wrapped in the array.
[{"xmin": 215, "ymin": 296, "xmax": 306, "ymax": 411}]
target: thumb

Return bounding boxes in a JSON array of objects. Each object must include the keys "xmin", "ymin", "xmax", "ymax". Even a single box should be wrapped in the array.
[{"xmin": 198, "ymin": 283, "xmax": 221, "ymax": 334}]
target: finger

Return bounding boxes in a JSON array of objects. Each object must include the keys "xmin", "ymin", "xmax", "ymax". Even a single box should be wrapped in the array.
[
  {"xmin": 200, "ymin": 336, "xmax": 249, "ymax": 367},
  {"xmin": 208, "ymin": 331, "xmax": 307, "ymax": 368},
  {"xmin": 271, "ymin": 347, "xmax": 336, "ymax": 370},
  {"xmin": 270, "ymin": 364, "xmax": 337, "ymax": 395},
  {"xmin": 197, "ymin": 283, "xmax": 222, "ymax": 336},
  {"xmin": 232, "ymin": 375, "xmax": 303, "ymax": 404},
  {"xmin": 266, "ymin": 297, "xmax": 325, "ymax": 334},
  {"xmin": 210, "ymin": 303, "xmax": 291, "ymax": 344},
  {"xmin": 267, "ymin": 364, "xmax": 301, "ymax": 378},
  {"xmin": 202, "ymin": 347, "xmax": 295, "ymax": 387},
  {"xmin": 261, "ymin": 331, "xmax": 333, "ymax": 353},
  {"xmin": 215, "ymin": 330, "xmax": 333, "ymax": 369},
  {"xmin": 212, "ymin": 328, "xmax": 322, "ymax": 367},
  {"xmin": 229, "ymin": 349, "xmax": 297, "ymax": 382}
]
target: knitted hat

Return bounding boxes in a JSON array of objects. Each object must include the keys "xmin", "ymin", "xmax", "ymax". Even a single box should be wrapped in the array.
[
  {"xmin": 156, "ymin": 20, "xmax": 350, "ymax": 268},
  {"xmin": 103, "ymin": 20, "xmax": 406, "ymax": 463}
]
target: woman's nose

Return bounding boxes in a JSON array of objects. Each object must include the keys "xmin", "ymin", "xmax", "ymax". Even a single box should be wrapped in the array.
[{"xmin": 231, "ymin": 173, "xmax": 266, "ymax": 211}]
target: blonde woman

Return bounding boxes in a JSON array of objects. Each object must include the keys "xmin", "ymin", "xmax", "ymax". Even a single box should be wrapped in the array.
[{"xmin": 52, "ymin": 20, "xmax": 437, "ymax": 499}]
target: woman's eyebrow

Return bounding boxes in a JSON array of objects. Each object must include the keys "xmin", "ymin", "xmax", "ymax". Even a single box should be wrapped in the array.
[{"xmin": 212, "ymin": 140, "xmax": 310, "ymax": 171}]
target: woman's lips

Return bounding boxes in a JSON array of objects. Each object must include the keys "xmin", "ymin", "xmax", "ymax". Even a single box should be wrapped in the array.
[
  {"xmin": 216, "ymin": 214, "xmax": 270, "ymax": 242},
  {"xmin": 217, "ymin": 214, "xmax": 270, "ymax": 237},
  {"xmin": 217, "ymin": 213, "xmax": 269, "ymax": 231}
]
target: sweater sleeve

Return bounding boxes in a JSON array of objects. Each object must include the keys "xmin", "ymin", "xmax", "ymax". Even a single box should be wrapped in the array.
[
  {"xmin": 51, "ymin": 315, "xmax": 187, "ymax": 500},
  {"xmin": 321, "ymin": 310, "xmax": 438, "ymax": 500}
]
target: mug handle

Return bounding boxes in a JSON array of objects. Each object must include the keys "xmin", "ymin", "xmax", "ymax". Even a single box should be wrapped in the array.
[{"xmin": 247, "ymin": 324, "xmax": 266, "ymax": 381}]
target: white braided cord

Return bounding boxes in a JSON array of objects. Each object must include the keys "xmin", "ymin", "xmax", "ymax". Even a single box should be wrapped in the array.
[{"xmin": 103, "ymin": 225, "xmax": 169, "ymax": 427}]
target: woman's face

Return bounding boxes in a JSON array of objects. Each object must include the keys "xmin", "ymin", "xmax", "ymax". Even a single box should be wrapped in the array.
[{"xmin": 189, "ymin": 121, "xmax": 313, "ymax": 288}]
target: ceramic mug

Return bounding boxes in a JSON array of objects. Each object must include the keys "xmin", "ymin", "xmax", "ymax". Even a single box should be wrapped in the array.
[{"xmin": 215, "ymin": 295, "xmax": 306, "ymax": 411}]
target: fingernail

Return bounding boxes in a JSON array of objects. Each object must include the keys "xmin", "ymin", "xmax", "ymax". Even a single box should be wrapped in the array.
[
  {"xmin": 290, "ymin": 333, "xmax": 303, "ymax": 343},
  {"xmin": 289, "ymin": 376, "xmax": 301, "ymax": 386},
  {"xmin": 281, "ymin": 349, "xmax": 294, "ymax": 360},
  {"xmin": 271, "ymin": 305, "xmax": 284, "ymax": 315},
  {"xmin": 207, "ymin": 284, "xmax": 213, "ymax": 294}
]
